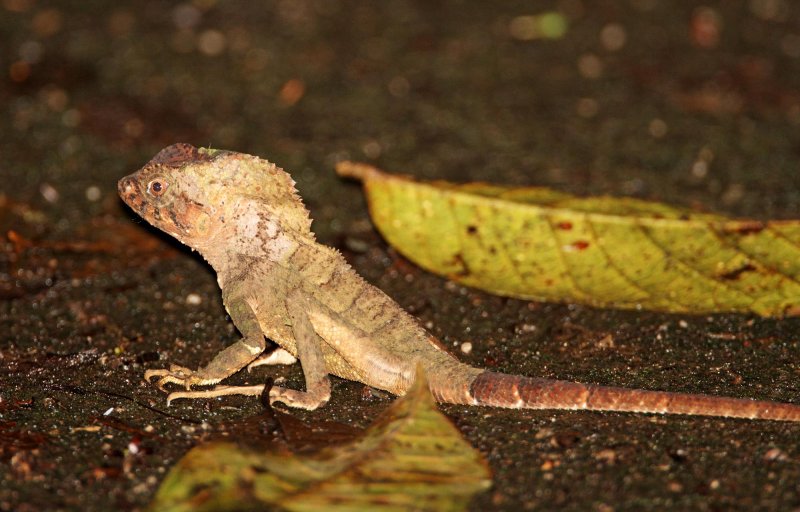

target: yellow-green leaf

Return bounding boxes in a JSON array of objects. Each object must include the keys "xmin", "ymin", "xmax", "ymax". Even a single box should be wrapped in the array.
[
  {"xmin": 336, "ymin": 162, "xmax": 800, "ymax": 317},
  {"xmin": 148, "ymin": 367, "xmax": 491, "ymax": 512}
]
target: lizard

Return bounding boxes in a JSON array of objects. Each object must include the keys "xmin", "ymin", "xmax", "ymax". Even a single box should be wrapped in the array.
[{"xmin": 118, "ymin": 143, "xmax": 800, "ymax": 421}]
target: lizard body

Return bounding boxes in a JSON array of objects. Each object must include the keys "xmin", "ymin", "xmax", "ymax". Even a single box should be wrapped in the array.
[{"xmin": 119, "ymin": 143, "xmax": 800, "ymax": 421}]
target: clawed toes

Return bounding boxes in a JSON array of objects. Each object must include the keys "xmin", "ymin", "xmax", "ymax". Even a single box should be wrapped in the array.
[
  {"xmin": 165, "ymin": 390, "xmax": 192, "ymax": 406},
  {"xmin": 267, "ymin": 387, "xmax": 327, "ymax": 411},
  {"xmin": 144, "ymin": 369, "xmax": 172, "ymax": 391},
  {"xmin": 143, "ymin": 368, "xmax": 165, "ymax": 382},
  {"xmin": 143, "ymin": 366, "xmax": 199, "ymax": 392},
  {"xmin": 143, "ymin": 364, "xmax": 271, "ymax": 405}
]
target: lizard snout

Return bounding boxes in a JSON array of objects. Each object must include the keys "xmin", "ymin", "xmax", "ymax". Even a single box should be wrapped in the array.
[{"xmin": 118, "ymin": 175, "xmax": 143, "ymax": 210}]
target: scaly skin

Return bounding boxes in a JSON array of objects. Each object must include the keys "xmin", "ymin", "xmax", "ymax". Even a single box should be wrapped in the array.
[{"xmin": 118, "ymin": 143, "xmax": 800, "ymax": 420}]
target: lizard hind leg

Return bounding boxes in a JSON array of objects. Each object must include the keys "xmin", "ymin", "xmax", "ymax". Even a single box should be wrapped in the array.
[{"xmin": 264, "ymin": 293, "xmax": 332, "ymax": 411}]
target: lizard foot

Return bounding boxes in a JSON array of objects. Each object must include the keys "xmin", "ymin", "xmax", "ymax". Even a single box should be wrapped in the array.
[
  {"xmin": 144, "ymin": 364, "xmax": 220, "ymax": 391},
  {"xmin": 269, "ymin": 386, "xmax": 329, "ymax": 411},
  {"xmin": 246, "ymin": 348, "xmax": 297, "ymax": 372}
]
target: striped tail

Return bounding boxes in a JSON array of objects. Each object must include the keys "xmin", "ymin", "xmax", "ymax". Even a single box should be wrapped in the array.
[{"xmin": 459, "ymin": 371, "xmax": 800, "ymax": 422}]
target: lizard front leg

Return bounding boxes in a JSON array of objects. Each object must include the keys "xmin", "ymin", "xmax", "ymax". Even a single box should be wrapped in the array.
[{"xmin": 145, "ymin": 297, "xmax": 265, "ymax": 397}]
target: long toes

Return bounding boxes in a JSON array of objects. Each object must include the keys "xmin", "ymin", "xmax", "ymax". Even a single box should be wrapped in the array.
[
  {"xmin": 165, "ymin": 385, "xmax": 266, "ymax": 406},
  {"xmin": 165, "ymin": 390, "xmax": 195, "ymax": 406},
  {"xmin": 144, "ymin": 369, "xmax": 171, "ymax": 382},
  {"xmin": 144, "ymin": 366, "xmax": 200, "ymax": 391},
  {"xmin": 155, "ymin": 376, "xmax": 180, "ymax": 391},
  {"xmin": 146, "ymin": 373, "xmax": 194, "ymax": 391},
  {"xmin": 166, "ymin": 388, "xmax": 221, "ymax": 404}
]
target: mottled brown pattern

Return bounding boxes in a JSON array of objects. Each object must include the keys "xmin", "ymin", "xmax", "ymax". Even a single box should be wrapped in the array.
[
  {"xmin": 470, "ymin": 372, "xmax": 800, "ymax": 421},
  {"xmin": 151, "ymin": 142, "xmax": 213, "ymax": 167}
]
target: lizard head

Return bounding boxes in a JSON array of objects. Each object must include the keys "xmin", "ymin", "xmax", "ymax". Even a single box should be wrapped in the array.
[
  {"xmin": 118, "ymin": 143, "xmax": 223, "ymax": 248},
  {"xmin": 119, "ymin": 143, "xmax": 313, "ymax": 256}
]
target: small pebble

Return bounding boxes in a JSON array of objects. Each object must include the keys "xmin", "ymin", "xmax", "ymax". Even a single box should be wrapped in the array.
[
  {"xmin": 763, "ymin": 447, "xmax": 787, "ymax": 461},
  {"xmin": 595, "ymin": 449, "xmax": 617, "ymax": 463},
  {"xmin": 667, "ymin": 481, "xmax": 684, "ymax": 493},
  {"xmin": 40, "ymin": 183, "xmax": 59, "ymax": 203},
  {"xmin": 85, "ymin": 185, "xmax": 101, "ymax": 202}
]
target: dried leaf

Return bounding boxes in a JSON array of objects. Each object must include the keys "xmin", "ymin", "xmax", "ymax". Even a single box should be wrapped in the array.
[
  {"xmin": 148, "ymin": 367, "xmax": 491, "ymax": 512},
  {"xmin": 337, "ymin": 162, "xmax": 800, "ymax": 317}
]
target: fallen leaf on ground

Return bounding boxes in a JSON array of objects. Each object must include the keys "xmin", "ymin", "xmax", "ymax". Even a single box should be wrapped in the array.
[
  {"xmin": 337, "ymin": 162, "xmax": 800, "ymax": 317},
  {"xmin": 148, "ymin": 367, "xmax": 491, "ymax": 512}
]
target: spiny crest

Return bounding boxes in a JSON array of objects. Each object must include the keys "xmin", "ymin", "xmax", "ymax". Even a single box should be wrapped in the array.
[
  {"xmin": 150, "ymin": 143, "xmax": 212, "ymax": 167},
  {"xmin": 198, "ymin": 146, "xmax": 313, "ymax": 236},
  {"xmin": 231, "ymin": 152, "xmax": 313, "ymax": 236}
]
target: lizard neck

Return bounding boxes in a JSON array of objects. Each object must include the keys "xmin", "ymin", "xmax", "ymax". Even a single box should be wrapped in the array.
[{"xmin": 192, "ymin": 198, "xmax": 313, "ymax": 286}]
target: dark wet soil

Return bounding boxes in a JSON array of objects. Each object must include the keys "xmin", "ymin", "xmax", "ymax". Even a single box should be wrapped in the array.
[{"xmin": 3, "ymin": 1, "xmax": 800, "ymax": 510}]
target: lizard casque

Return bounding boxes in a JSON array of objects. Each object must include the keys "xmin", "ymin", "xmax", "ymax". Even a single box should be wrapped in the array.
[{"xmin": 119, "ymin": 143, "xmax": 800, "ymax": 420}]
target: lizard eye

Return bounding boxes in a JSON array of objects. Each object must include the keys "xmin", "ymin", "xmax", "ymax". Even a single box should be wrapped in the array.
[{"xmin": 147, "ymin": 179, "xmax": 168, "ymax": 197}]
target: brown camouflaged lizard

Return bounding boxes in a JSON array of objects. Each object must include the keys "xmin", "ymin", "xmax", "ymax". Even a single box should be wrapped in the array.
[{"xmin": 118, "ymin": 143, "xmax": 800, "ymax": 421}]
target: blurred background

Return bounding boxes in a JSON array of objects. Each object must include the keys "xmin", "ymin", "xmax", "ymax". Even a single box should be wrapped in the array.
[
  {"xmin": 3, "ymin": 1, "xmax": 800, "ymax": 510},
  {"xmin": 4, "ymin": 0, "xmax": 800, "ymax": 240}
]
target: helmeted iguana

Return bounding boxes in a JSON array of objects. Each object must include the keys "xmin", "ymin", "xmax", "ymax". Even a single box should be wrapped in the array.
[{"xmin": 118, "ymin": 143, "xmax": 800, "ymax": 421}]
